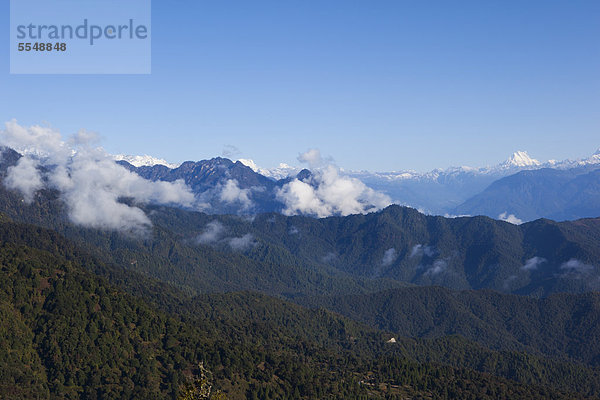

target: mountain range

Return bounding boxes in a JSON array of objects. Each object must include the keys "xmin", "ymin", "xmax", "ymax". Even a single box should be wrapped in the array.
[
  {"xmin": 113, "ymin": 148, "xmax": 600, "ymax": 222},
  {"xmin": 1, "ymin": 143, "xmax": 600, "ymax": 398}
]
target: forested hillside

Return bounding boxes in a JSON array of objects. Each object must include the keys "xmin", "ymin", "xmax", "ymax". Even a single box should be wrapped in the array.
[
  {"xmin": 1, "ymin": 216, "xmax": 599, "ymax": 399},
  {"xmin": 301, "ymin": 286, "xmax": 600, "ymax": 365}
]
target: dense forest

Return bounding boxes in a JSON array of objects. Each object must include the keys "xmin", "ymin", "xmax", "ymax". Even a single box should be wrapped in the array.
[{"xmin": 1, "ymin": 216, "xmax": 600, "ymax": 399}]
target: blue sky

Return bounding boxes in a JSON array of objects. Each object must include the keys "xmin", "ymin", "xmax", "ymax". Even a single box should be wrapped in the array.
[{"xmin": 1, "ymin": 0, "xmax": 599, "ymax": 172}]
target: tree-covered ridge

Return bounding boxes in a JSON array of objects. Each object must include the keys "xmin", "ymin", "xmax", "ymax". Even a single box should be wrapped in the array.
[
  {"xmin": 1, "ymin": 161, "xmax": 599, "ymax": 299},
  {"xmin": 301, "ymin": 286, "xmax": 600, "ymax": 366},
  {"xmin": 0, "ymin": 217, "xmax": 598, "ymax": 399},
  {"xmin": 0, "ymin": 240, "xmax": 206, "ymax": 399}
]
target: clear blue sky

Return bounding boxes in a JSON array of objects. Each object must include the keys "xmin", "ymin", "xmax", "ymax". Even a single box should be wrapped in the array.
[{"xmin": 1, "ymin": 0, "xmax": 599, "ymax": 172}]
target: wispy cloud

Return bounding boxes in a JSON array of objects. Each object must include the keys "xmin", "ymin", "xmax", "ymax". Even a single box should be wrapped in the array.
[
  {"xmin": 222, "ymin": 144, "xmax": 241, "ymax": 159},
  {"xmin": 560, "ymin": 259, "xmax": 594, "ymax": 275},
  {"xmin": 521, "ymin": 256, "xmax": 546, "ymax": 271},
  {"xmin": 381, "ymin": 248, "xmax": 397, "ymax": 266},
  {"xmin": 195, "ymin": 220, "xmax": 255, "ymax": 251},
  {"xmin": 226, "ymin": 233, "xmax": 255, "ymax": 251},
  {"xmin": 424, "ymin": 259, "xmax": 448, "ymax": 276},
  {"xmin": 410, "ymin": 244, "xmax": 436, "ymax": 258},
  {"xmin": 196, "ymin": 220, "xmax": 225, "ymax": 244}
]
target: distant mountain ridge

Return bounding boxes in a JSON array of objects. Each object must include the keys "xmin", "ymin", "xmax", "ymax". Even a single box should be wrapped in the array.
[
  {"xmin": 114, "ymin": 149, "xmax": 600, "ymax": 180},
  {"xmin": 117, "ymin": 157, "xmax": 285, "ymax": 214},
  {"xmin": 454, "ymin": 166, "xmax": 600, "ymax": 222},
  {"xmin": 349, "ymin": 149, "xmax": 600, "ymax": 214},
  {"xmin": 113, "ymin": 153, "xmax": 180, "ymax": 169},
  {"xmin": 114, "ymin": 149, "xmax": 600, "ymax": 219}
]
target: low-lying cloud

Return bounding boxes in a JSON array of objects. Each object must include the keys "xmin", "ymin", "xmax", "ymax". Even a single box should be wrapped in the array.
[
  {"xmin": 381, "ymin": 248, "xmax": 397, "ymax": 266},
  {"xmin": 498, "ymin": 212, "xmax": 523, "ymax": 225},
  {"xmin": 226, "ymin": 233, "xmax": 255, "ymax": 251},
  {"xmin": 424, "ymin": 259, "xmax": 448, "ymax": 276},
  {"xmin": 218, "ymin": 179, "xmax": 252, "ymax": 210},
  {"xmin": 196, "ymin": 220, "xmax": 225, "ymax": 244},
  {"xmin": 521, "ymin": 256, "xmax": 546, "ymax": 271},
  {"xmin": 195, "ymin": 220, "xmax": 255, "ymax": 251},
  {"xmin": 0, "ymin": 120, "xmax": 195, "ymax": 232},
  {"xmin": 560, "ymin": 259, "xmax": 595, "ymax": 275},
  {"xmin": 410, "ymin": 244, "xmax": 436, "ymax": 258},
  {"xmin": 276, "ymin": 149, "xmax": 391, "ymax": 217},
  {"xmin": 4, "ymin": 156, "xmax": 43, "ymax": 203}
]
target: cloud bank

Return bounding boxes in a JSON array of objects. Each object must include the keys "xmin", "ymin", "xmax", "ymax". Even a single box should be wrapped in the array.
[
  {"xmin": 0, "ymin": 121, "xmax": 195, "ymax": 232},
  {"xmin": 276, "ymin": 149, "xmax": 391, "ymax": 217}
]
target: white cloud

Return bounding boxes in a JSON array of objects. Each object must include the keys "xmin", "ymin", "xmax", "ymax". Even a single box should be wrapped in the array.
[
  {"xmin": 381, "ymin": 248, "xmax": 397, "ymax": 266},
  {"xmin": 218, "ymin": 179, "xmax": 252, "ymax": 210},
  {"xmin": 288, "ymin": 226, "xmax": 299, "ymax": 235},
  {"xmin": 498, "ymin": 212, "xmax": 523, "ymax": 225},
  {"xmin": 424, "ymin": 259, "xmax": 448, "ymax": 276},
  {"xmin": 196, "ymin": 221, "xmax": 225, "ymax": 244},
  {"xmin": 227, "ymin": 233, "xmax": 255, "ymax": 251},
  {"xmin": 297, "ymin": 148, "xmax": 325, "ymax": 168},
  {"xmin": 195, "ymin": 221, "xmax": 254, "ymax": 251},
  {"xmin": 0, "ymin": 121, "xmax": 195, "ymax": 232},
  {"xmin": 521, "ymin": 256, "xmax": 546, "ymax": 271},
  {"xmin": 277, "ymin": 150, "xmax": 391, "ymax": 217},
  {"xmin": 410, "ymin": 244, "xmax": 436, "ymax": 258},
  {"xmin": 4, "ymin": 156, "xmax": 43, "ymax": 203},
  {"xmin": 560, "ymin": 259, "xmax": 594, "ymax": 275}
]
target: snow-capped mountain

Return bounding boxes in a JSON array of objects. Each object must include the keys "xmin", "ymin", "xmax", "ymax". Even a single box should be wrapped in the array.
[
  {"xmin": 111, "ymin": 149, "xmax": 600, "ymax": 219},
  {"xmin": 237, "ymin": 159, "xmax": 300, "ymax": 180},
  {"xmin": 345, "ymin": 150, "xmax": 600, "ymax": 214},
  {"xmin": 501, "ymin": 150, "xmax": 541, "ymax": 168},
  {"xmin": 112, "ymin": 154, "xmax": 180, "ymax": 169}
]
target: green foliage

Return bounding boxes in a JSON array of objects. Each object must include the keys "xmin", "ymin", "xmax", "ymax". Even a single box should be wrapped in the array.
[
  {"xmin": 0, "ymin": 217, "xmax": 596, "ymax": 399},
  {"xmin": 302, "ymin": 286, "xmax": 600, "ymax": 367}
]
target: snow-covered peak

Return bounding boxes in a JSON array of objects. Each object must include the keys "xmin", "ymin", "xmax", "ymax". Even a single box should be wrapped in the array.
[
  {"xmin": 237, "ymin": 158, "xmax": 260, "ymax": 172},
  {"xmin": 576, "ymin": 148, "xmax": 600, "ymax": 165},
  {"xmin": 113, "ymin": 154, "xmax": 180, "ymax": 169},
  {"xmin": 504, "ymin": 151, "xmax": 541, "ymax": 167},
  {"xmin": 237, "ymin": 159, "xmax": 300, "ymax": 180}
]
